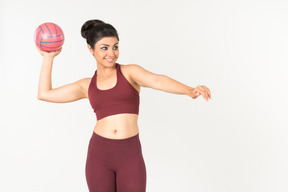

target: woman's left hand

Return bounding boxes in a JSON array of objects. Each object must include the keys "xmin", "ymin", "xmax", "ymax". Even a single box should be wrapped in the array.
[{"xmin": 188, "ymin": 85, "xmax": 211, "ymax": 101}]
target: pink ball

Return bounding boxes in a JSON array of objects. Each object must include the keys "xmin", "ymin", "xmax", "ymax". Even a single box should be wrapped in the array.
[{"xmin": 34, "ymin": 22, "xmax": 64, "ymax": 52}]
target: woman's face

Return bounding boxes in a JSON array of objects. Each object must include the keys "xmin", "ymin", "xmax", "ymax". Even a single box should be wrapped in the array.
[{"xmin": 88, "ymin": 36, "xmax": 119, "ymax": 67}]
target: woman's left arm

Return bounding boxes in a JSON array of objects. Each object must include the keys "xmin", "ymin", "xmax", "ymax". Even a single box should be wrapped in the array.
[{"xmin": 128, "ymin": 64, "xmax": 211, "ymax": 101}]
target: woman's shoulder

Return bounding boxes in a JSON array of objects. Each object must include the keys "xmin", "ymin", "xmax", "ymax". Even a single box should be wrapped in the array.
[
  {"xmin": 118, "ymin": 63, "xmax": 158, "ymax": 88},
  {"xmin": 120, "ymin": 63, "xmax": 150, "ymax": 76},
  {"xmin": 119, "ymin": 63, "xmax": 141, "ymax": 71},
  {"xmin": 118, "ymin": 63, "xmax": 141, "ymax": 77},
  {"xmin": 118, "ymin": 64, "xmax": 141, "ymax": 88}
]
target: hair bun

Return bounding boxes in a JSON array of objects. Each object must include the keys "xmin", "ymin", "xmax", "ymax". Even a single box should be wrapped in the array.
[{"xmin": 81, "ymin": 19, "xmax": 105, "ymax": 39}]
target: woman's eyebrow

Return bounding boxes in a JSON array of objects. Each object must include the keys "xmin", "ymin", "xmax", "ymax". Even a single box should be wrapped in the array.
[{"xmin": 100, "ymin": 42, "xmax": 119, "ymax": 46}]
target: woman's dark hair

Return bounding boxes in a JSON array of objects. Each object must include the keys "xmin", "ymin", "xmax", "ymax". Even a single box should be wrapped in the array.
[{"xmin": 81, "ymin": 19, "xmax": 119, "ymax": 50}]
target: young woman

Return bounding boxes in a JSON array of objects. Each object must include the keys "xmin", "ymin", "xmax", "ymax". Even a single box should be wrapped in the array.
[{"xmin": 37, "ymin": 19, "xmax": 211, "ymax": 192}]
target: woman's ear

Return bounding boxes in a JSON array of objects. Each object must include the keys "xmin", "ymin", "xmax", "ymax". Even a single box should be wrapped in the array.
[{"xmin": 87, "ymin": 45, "xmax": 94, "ymax": 55}]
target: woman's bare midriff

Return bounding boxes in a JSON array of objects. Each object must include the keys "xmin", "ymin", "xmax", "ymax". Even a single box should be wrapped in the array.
[{"xmin": 93, "ymin": 113, "xmax": 139, "ymax": 139}]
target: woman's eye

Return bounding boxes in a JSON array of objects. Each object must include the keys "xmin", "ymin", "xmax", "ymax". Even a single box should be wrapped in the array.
[{"xmin": 101, "ymin": 46, "xmax": 118, "ymax": 50}]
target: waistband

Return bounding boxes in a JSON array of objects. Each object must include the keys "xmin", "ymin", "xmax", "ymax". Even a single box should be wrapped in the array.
[{"xmin": 91, "ymin": 131, "xmax": 140, "ymax": 144}]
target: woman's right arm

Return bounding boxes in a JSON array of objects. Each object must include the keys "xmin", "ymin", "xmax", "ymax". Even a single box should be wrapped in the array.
[{"xmin": 37, "ymin": 47, "xmax": 91, "ymax": 103}]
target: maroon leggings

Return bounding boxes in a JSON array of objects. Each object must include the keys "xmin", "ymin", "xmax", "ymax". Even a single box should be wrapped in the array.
[{"xmin": 85, "ymin": 131, "xmax": 146, "ymax": 192}]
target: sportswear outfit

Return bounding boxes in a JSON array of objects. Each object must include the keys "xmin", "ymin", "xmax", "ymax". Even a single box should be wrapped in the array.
[{"xmin": 86, "ymin": 63, "xmax": 146, "ymax": 192}]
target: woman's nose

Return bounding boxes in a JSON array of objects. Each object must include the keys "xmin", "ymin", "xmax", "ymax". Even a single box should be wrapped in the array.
[{"xmin": 107, "ymin": 48, "xmax": 116, "ymax": 57}]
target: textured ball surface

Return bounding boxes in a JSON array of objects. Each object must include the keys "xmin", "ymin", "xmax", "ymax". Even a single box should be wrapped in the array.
[{"xmin": 34, "ymin": 22, "xmax": 64, "ymax": 52}]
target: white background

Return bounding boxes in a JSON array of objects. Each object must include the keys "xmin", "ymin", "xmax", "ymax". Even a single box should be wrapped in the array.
[{"xmin": 1, "ymin": 0, "xmax": 288, "ymax": 191}]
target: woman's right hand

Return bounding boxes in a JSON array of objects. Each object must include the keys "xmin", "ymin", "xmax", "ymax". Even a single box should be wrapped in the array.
[{"xmin": 36, "ymin": 46, "xmax": 62, "ymax": 58}]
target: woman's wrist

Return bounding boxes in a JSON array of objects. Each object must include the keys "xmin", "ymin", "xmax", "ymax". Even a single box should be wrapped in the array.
[
  {"xmin": 42, "ymin": 56, "xmax": 54, "ymax": 65},
  {"xmin": 186, "ymin": 87, "xmax": 195, "ymax": 97}
]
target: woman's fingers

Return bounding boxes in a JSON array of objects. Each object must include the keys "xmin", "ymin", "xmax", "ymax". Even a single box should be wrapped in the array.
[
  {"xmin": 56, "ymin": 47, "xmax": 62, "ymax": 54},
  {"xmin": 36, "ymin": 46, "xmax": 41, "ymax": 52},
  {"xmin": 36, "ymin": 46, "xmax": 45, "ymax": 56},
  {"xmin": 201, "ymin": 89, "xmax": 209, "ymax": 101},
  {"xmin": 195, "ymin": 85, "xmax": 211, "ymax": 101},
  {"xmin": 36, "ymin": 46, "xmax": 62, "ymax": 58},
  {"xmin": 194, "ymin": 86, "xmax": 205, "ymax": 100},
  {"xmin": 194, "ymin": 89, "xmax": 206, "ymax": 100},
  {"xmin": 201, "ymin": 86, "xmax": 211, "ymax": 99}
]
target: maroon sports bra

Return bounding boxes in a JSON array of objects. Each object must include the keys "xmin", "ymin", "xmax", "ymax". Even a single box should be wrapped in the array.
[{"xmin": 88, "ymin": 63, "xmax": 140, "ymax": 120}]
